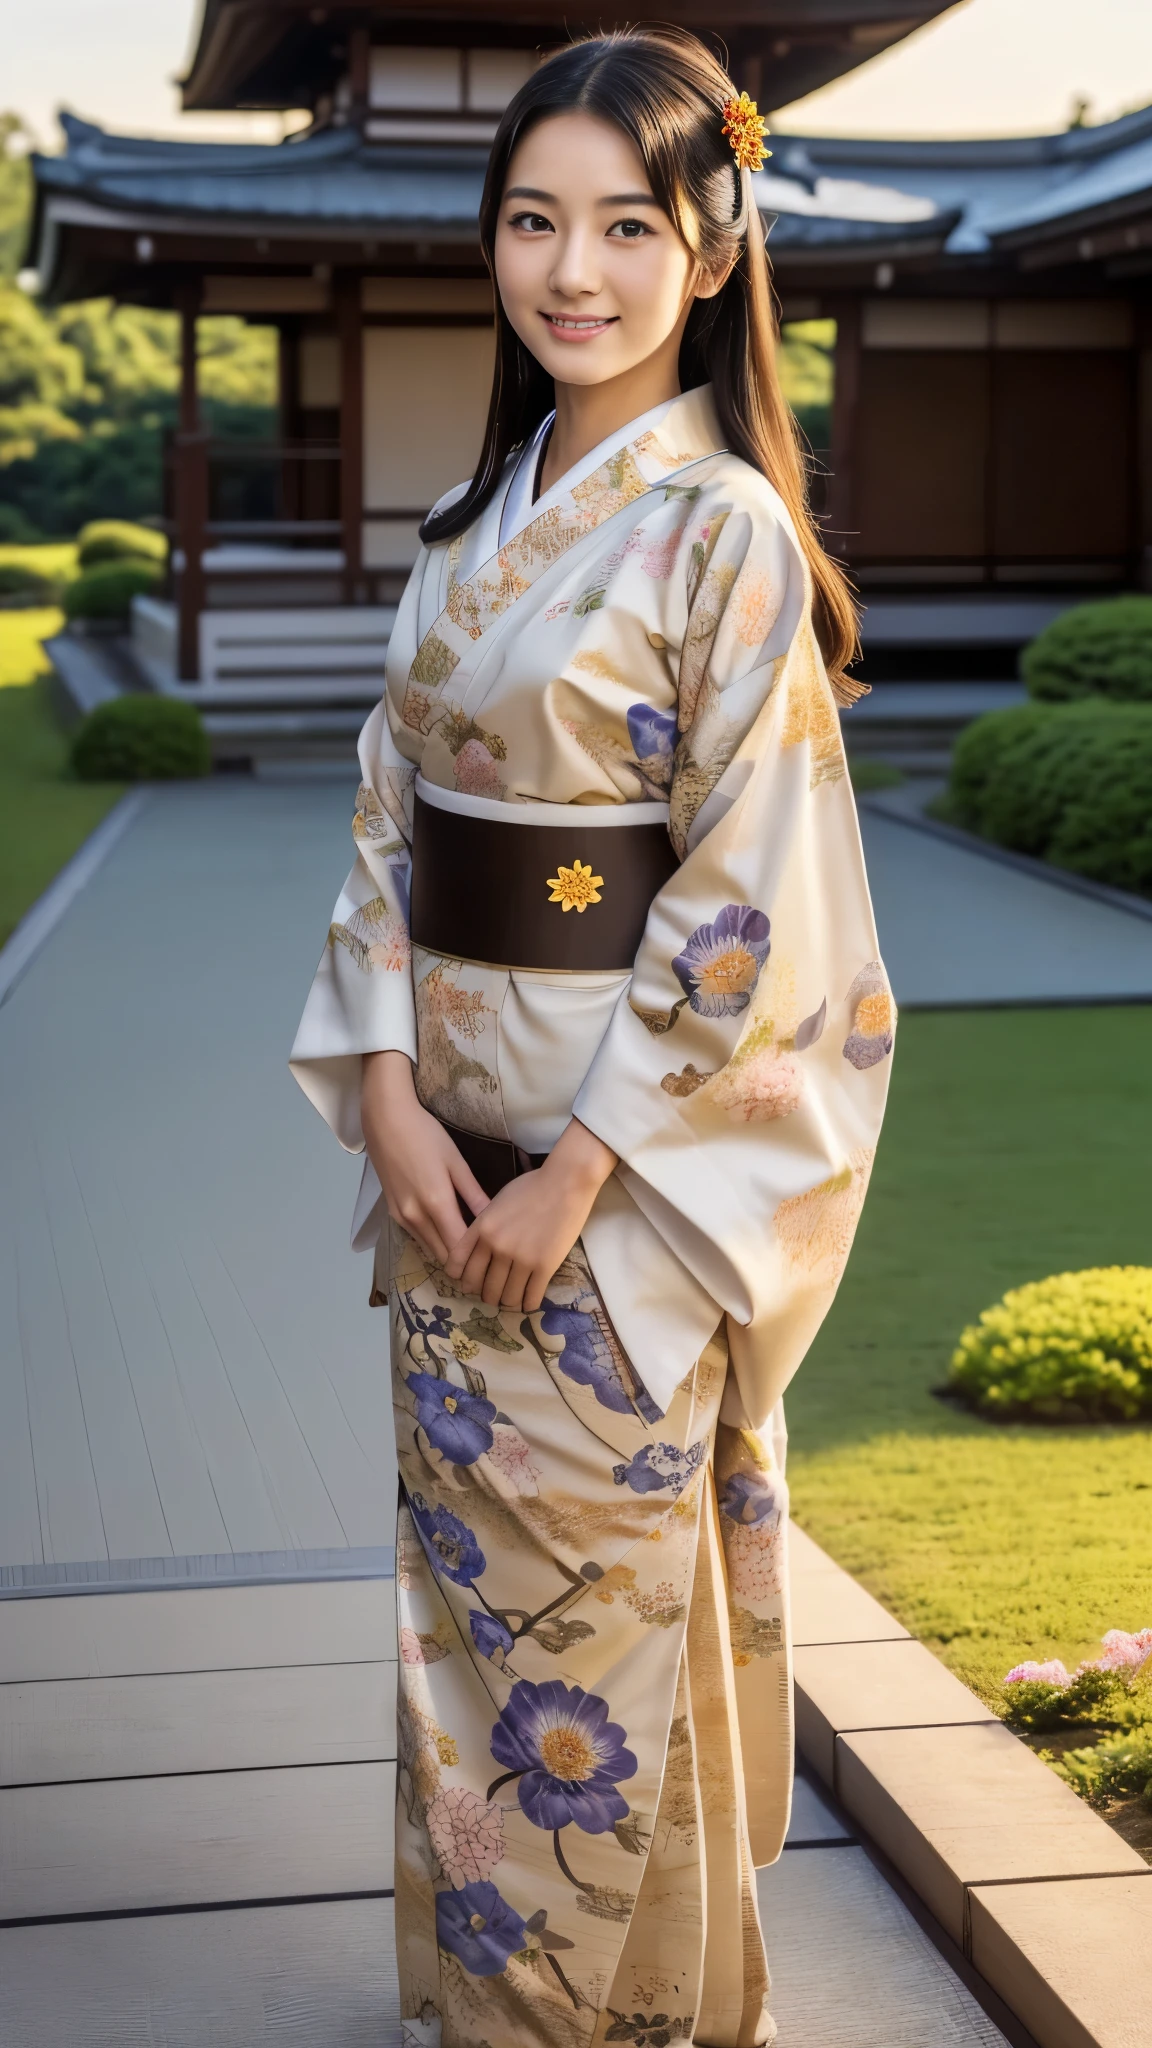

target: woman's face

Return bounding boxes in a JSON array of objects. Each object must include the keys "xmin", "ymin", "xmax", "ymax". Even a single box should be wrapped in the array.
[{"xmin": 494, "ymin": 111, "xmax": 706, "ymax": 390}]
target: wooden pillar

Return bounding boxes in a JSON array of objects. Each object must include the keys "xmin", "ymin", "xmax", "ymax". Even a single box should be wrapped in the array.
[
  {"xmin": 1137, "ymin": 304, "xmax": 1152, "ymax": 591},
  {"xmin": 174, "ymin": 283, "xmax": 207, "ymax": 681},
  {"xmin": 826, "ymin": 295, "xmax": 862, "ymax": 567},
  {"xmin": 336, "ymin": 272, "xmax": 365, "ymax": 602},
  {"xmin": 347, "ymin": 27, "xmax": 371, "ymax": 119},
  {"xmin": 278, "ymin": 321, "xmax": 301, "ymax": 527}
]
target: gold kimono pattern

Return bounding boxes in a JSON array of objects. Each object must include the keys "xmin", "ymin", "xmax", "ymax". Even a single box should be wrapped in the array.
[{"xmin": 290, "ymin": 386, "xmax": 894, "ymax": 2046}]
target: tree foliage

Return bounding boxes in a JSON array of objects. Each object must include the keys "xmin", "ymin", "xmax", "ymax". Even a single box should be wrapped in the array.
[{"xmin": 0, "ymin": 112, "xmax": 277, "ymax": 534}]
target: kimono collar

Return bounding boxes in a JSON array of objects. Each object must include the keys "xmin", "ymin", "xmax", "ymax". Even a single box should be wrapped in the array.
[{"xmin": 442, "ymin": 385, "xmax": 726, "ymax": 646}]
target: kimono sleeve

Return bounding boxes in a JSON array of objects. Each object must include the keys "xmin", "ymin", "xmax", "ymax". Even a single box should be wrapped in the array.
[
  {"xmin": 288, "ymin": 696, "xmax": 417, "ymax": 1153},
  {"xmin": 573, "ymin": 493, "xmax": 894, "ymax": 1428}
]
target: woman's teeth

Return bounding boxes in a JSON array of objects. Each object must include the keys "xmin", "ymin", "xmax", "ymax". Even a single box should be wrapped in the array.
[{"xmin": 546, "ymin": 315, "xmax": 611, "ymax": 329}]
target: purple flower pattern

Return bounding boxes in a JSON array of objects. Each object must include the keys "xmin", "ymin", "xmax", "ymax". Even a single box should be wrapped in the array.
[
  {"xmin": 470, "ymin": 1611, "xmax": 514, "ymax": 1661},
  {"xmin": 718, "ymin": 1470, "xmax": 780, "ymax": 1525},
  {"xmin": 406, "ymin": 1371, "xmax": 495, "ymax": 1464},
  {"xmin": 410, "ymin": 1491, "xmax": 487, "ymax": 1587},
  {"xmin": 491, "ymin": 1679, "xmax": 638, "ymax": 1833},
  {"xmin": 612, "ymin": 1440, "xmax": 707, "ymax": 1495},
  {"xmin": 673, "ymin": 905, "xmax": 771, "ymax": 1019},
  {"xmin": 435, "ymin": 1880, "xmax": 527, "ymax": 1975}
]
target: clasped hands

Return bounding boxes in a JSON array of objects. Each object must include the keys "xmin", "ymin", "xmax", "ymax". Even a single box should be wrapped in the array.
[{"xmin": 361, "ymin": 1050, "xmax": 617, "ymax": 1312}]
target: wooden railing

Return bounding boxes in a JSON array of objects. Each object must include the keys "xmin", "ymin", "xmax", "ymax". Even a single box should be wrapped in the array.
[{"xmin": 168, "ymin": 437, "xmax": 344, "ymax": 678}]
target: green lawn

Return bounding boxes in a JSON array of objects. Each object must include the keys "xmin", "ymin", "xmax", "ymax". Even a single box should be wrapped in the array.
[
  {"xmin": 0, "ymin": 603, "xmax": 123, "ymax": 945},
  {"xmin": 788, "ymin": 1006, "xmax": 1152, "ymax": 1710}
]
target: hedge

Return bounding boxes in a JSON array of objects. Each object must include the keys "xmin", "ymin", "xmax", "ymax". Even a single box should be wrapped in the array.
[
  {"xmin": 76, "ymin": 520, "xmax": 168, "ymax": 571},
  {"xmin": 71, "ymin": 697, "xmax": 210, "ymax": 781},
  {"xmin": 1023, "ymin": 596, "xmax": 1152, "ymax": 704},
  {"xmin": 63, "ymin": 560, "xmax": 163, "ymax": 622},
  {"xmin": 941, "ymin": 697, "xmax": 1152, "ymax": 897},
  {"xmin": 0, "ymin": 562, "xmax": 57, "ymax": 603},
  {"xmin": 947, "ymin": 1266, "xmax": 1152, "ymax": 1422}
]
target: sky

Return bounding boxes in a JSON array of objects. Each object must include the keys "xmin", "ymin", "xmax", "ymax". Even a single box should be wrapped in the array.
[{"xmin": 4, "ymin": 0, "xmax": 1152, "ymax": 148}]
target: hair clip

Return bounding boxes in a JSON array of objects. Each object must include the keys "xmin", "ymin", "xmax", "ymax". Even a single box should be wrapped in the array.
[{"xmin": 722, "ymin": 91, "xmax": 770, "ymax": 174}]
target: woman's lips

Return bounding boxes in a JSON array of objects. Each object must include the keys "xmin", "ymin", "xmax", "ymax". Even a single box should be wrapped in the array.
[{"xmin": 540, "ymin": 313, "xmax": 617, "ymax": 341}]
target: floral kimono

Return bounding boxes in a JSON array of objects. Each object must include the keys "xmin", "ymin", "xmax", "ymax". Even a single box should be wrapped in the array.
[{"xmin": 291, "ymin": 384, "xmax": 893, "ymax": 2048}]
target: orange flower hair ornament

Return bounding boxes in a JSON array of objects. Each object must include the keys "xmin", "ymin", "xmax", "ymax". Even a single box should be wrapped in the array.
[{"xmin": 722, "ymin": 91, "xmax": 770, "ymax": 174}]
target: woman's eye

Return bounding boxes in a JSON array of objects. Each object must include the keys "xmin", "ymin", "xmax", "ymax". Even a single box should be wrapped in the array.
[
  {"xmin": 608, "ymin": 218, "xmax": 652, "ymax": 240},
  {"xmin": 509, "ymin": 211, "xmax": 553, "ymax": 234}
]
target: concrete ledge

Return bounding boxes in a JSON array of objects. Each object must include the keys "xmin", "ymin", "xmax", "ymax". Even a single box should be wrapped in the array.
[
  {"xmin": 795, "ymin": 1639, "xmax": 993, "ymax": 1785},
  {"xmin": 838, "ymin": 1725, "xmax": 1144, "ymax": 1945},
  {"xmin": 790, "ymin": 1523, "xmax": 910, "ymax": 1646},
  {"xmin": 969, "ymin": 1878, "xmax": 1152, "ymax": 2048},
  {"xmin": 789, "ymin": 1524, "xmax": 1152, "ymax": 2045}
]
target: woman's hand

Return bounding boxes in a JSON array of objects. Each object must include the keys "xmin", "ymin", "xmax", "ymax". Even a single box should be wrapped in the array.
[
  {"xmin": 443, "ymin": 1117, "xmax": 618, "ymax": 1312},
  {"xmin": 361, "ymin": 1050, "xmax": 490, "ymax": 1265}
]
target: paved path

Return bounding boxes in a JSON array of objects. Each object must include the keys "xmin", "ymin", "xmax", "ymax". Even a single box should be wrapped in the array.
[
  {"xmin": 858, "ymin": 784, "xmax": 1152, "ymax": 1008},
  {"xmin": 0, "ymin": 776, "xmax": 390, "ymax": 1580}
]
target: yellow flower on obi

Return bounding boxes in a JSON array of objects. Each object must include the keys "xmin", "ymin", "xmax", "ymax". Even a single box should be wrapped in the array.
[{"xmin": 547, "ymin": 858, "xmax": 604, "ymax": 913}]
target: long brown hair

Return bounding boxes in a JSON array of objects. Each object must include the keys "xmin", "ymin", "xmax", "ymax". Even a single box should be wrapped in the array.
[{"xmin": 420, "ymin": 26, "xmax": 860, "ymax": 697}]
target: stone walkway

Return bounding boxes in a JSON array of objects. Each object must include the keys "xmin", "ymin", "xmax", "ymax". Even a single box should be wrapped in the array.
[{"xmin": 858, "ymin": 782, "xmax": 1152, "ymax": 1008}]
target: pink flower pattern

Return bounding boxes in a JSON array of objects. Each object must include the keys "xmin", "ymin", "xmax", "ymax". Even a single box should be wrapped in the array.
[
  {"xmin": 724, "ymin": 1517, "xmax": 786, "ymax": 1602},
  {"xmin": 483, "ymin": 1420, "xmax": 541, "ymax": 1497},
  {"xmin": 400, "ymin": 1626, "xmax": 426, "ymax": 1665},
  {"xmin": 710, "ymin": 1047, "xmax": 804, "ymax": 1124},
  {"xmin": 426, "ymin": 1785, "xmax": 506, "ymax": 1886},
  {"xmin": 453, "ymin": 738, "xmax": 505, "ymax": 799}
]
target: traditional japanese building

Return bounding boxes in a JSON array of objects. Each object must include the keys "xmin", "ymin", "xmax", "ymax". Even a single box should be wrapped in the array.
[{"xmin": 27, "ymin": 1, "xmax": 1152, "ymax": 742}]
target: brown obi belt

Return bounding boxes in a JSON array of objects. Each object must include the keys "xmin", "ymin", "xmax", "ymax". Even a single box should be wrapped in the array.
[{"xmin": 409, "ymin": 776, "xmax": 678, "ymax": 972}]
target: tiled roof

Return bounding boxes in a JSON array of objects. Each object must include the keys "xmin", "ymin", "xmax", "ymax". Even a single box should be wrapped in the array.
[
  {"xmin": 31, "ymin": 100, "xmax": 1152, "ymax": 264},
  {"xmin": 34, "ymin": 113, "xmax": 489, "ymax": 234}
]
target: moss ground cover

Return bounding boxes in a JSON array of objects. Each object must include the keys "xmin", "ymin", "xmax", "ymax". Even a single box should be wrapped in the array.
[
  {"xmin": 787, "ymin": 1006, "xmax": 1152, "ymax": 1711},
  {"xmin": 0, "ymin": 602, "xmax": 123, "ymax": 944}
]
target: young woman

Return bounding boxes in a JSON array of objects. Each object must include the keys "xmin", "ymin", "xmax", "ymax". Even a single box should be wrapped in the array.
[{"xmin": 292, "ymin": 28, "xmax": 893, "ymax": 2046}]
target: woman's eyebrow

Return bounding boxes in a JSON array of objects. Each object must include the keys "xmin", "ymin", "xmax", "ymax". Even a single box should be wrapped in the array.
[
  {"xmin": 505, "ymin": 186, "xmax": 556, "ymax": 203},
  {"xmin": 598, "ymin": 192, "xmax": 659, "ymax": 207}
]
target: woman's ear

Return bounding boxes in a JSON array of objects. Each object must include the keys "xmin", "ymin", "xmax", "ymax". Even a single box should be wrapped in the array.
[{"xmin": 694, "ymin": 259, "xmax": 735, "ymax": 304}]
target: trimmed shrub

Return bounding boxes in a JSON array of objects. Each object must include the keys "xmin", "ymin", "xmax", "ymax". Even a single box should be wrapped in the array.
[
  {"xmin": 0, "ymin": 504, "xmax": 41, "ymax": 544},
  {"xmin": 941, "ymin": 697, "xmax": 1152, "ymax": 897},
  {"xmin": 1022, "ymin": 596, "xmax": 1152, "ymax": 703},
  {"xmin": 76, "ymin": 519, "xmax": 167, "ymax": 570},
  {"xmin": 0, "ymin": 562, "xmax": 56, "ymax": 603},
  {"xmin": 71, "ymin": 696, "xmax": 210, "ymax": 781},
  {"xmin": 63, "ymin": 560, "xmax": 162, "ymax": 622},
  {"xmin": 947, "ymin": 1266, "xmax": 1152, "ymax": 1422}
]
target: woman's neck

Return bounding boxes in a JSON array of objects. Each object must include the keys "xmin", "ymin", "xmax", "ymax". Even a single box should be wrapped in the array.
[{"xmin": 539, "ymin": 348, "xmax": 682, "ymax": 495}]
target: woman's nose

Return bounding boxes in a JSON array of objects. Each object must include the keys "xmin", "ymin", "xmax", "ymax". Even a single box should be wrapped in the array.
[{"xmin": 548, "ymin": 228, "xmax": 601, "ymax": 302}]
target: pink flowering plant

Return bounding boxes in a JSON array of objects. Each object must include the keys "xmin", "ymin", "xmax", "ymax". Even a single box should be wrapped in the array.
[{"xmin": 1002, "ymin": 1626, "xmax": 1152, "ymax": 1812}]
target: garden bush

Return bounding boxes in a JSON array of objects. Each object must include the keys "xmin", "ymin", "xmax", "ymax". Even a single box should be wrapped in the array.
[
  {"xmin": 63, "ymin": 560, "xmax": 162, "ymax": 622},
  {"xmin": 71, "ymin": 696, "xmax": 210, "ymax": 781},
  {"xmin": 0, "ymin": 503, "xmax": 40, "ymax": 543},
  {"xmin": 941, "ymin": 697, "xmax": 1152, "ymax": 897},
  {"xmin": 947, "ymin": 1266, "xmax": 1152, "ymax": 1422},
  {"xmin": 0, "ymin": 561, "xmax": 56, "ymax": 603},
  {"xmin": 76, "ymin": 519, "xmax": 167, "ymax": 570},
  {"xmin": 1022, "ymin": 596, "xmax": 1152, "ymax": 703},
  {"xmin": 1049, "ymin": 1729, "xmax": 1152, "ymax": 1812}
]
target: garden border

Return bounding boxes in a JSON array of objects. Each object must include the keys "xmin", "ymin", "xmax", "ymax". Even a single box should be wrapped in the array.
[
  {"xmin": 0, "ymin": 790, "xmax": 148, "ymax": 1010},
  {"xmin": 790, "ymin": 1522, "xmax": 1152, "ymax": 2048},
  {"xmin": 858, "ymin": 790, "xmax": 1152, "ymax": 925}
]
